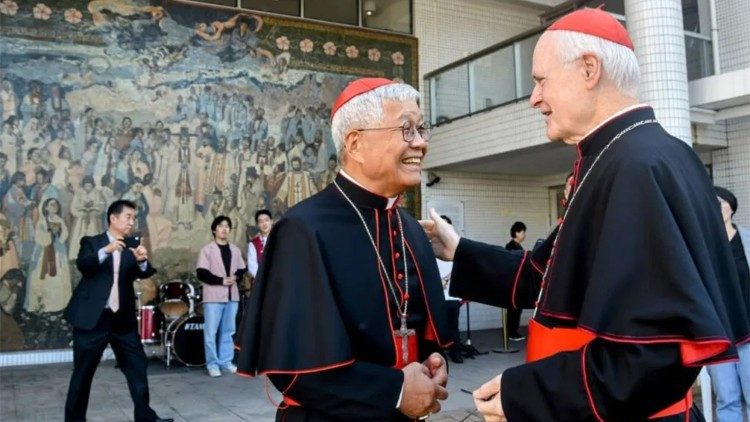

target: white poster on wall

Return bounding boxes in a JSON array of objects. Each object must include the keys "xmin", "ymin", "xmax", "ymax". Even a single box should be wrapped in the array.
[{"xmin": 424, "ymin": 199, "xmax": 465, "ymax": 236}]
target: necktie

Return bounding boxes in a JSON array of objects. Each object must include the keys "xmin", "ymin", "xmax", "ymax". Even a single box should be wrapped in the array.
[{"xmin": 107, "ymin": 250, "xmax": 121, "ymax": 312}]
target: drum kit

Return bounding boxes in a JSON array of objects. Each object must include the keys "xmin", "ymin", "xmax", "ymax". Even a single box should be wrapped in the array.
[{"xmin": 136, "ymin": 280, "xmax": 205, "ymax": 367}]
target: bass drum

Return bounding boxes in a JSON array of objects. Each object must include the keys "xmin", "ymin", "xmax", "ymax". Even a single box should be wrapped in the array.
[{"xmin": 166, "ymin": 315, "xmax": 205, "ymax": 366}]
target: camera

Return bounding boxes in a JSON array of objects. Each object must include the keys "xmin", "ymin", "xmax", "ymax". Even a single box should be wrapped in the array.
[{"xmin": 123, "ymin": 234, "xmax": 141, "ymax": 249}]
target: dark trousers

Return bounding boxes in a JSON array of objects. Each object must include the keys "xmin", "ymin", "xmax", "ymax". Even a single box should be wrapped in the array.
[
  {"xmin": 65, "ymin": 310, "xmax": 158, "ymax": 422},
  {"xmin": 506, "ymin": 307, "xmax": 522, "ymax": 337},
  {"xmin": 445, "ymin": 300, "xmax": 462, "ymax": 346}
]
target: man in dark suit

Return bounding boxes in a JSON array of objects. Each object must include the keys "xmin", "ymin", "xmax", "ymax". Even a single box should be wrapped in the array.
[{"xmin": 64, "ymin": 199, "xmax": 172, "ymax": 422}]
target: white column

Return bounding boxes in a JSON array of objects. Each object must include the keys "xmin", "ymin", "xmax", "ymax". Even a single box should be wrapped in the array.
[{"xmin": 625, "ymin": 0, "xmax": 692, "ymax": 144}]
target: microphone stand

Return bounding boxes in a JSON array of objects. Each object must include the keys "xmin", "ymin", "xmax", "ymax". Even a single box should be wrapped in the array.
[
  {"xmin": 493, "ymin": 308, "xmax": 519, "ymax": 354},
  {"xmin": 461, "ymin": 301, "xmax": 487, "ymax": 358}
]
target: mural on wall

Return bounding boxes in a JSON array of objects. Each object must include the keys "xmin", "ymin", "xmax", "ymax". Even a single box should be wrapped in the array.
[{"xmin": 0, "ymin": 0, "xmax": 419, "ymax": 351}]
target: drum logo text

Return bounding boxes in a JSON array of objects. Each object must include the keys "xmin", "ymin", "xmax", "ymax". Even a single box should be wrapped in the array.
[{"xmin": 184, "ymin": 323, "xmax": 204, "ymax": 330}]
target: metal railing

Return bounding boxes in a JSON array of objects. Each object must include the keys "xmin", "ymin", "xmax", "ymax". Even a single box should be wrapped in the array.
[{"xmin": 425, "ymin": 27, "xmax": 714, "ymax": 126}]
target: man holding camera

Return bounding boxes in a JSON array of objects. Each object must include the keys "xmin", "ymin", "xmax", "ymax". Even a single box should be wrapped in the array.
[{"xmin": 64, "ymin": 199, "xmax": 172, "ymax": 422}]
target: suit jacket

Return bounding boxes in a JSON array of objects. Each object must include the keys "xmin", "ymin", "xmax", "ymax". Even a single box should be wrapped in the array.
[{"xmin": 64, "ymin": 232, "xmax": 157, "ymax": 331}]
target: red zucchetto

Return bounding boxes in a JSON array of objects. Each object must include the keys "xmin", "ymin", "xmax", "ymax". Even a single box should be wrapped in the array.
[
  {"xmin": 548, "ymin": 7, "xmax": 634, "ymax": 51},
  {"xmin": 331, "ymin": 77, "xmax": 395, "ymax": 119}
]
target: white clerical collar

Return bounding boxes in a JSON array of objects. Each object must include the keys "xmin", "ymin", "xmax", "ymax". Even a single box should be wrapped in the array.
[
  {"xmin": 339, "ymin": 169, "xmax": 399, "ymax": 209},
  {"xmin": 580, "ymin": 103, "xmax": 650, "ymax": 142}
]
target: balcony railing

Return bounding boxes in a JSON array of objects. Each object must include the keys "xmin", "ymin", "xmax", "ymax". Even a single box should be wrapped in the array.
[
  {"xmin": 425, "ymin": 28, "xmax": 542, "ymax": 126},
  {"xmin": 426, "ymin": 27, "xmax": 714, "ymax": 126}
]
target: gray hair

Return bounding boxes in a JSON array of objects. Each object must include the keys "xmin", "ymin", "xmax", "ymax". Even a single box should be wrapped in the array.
[
  {"xmin": 546, "ymin": 30, "xmax": 640, "ymax": 98},
  {"xmin": 331, "ymin": 83, "xmax": 421, "ymax": 155}
]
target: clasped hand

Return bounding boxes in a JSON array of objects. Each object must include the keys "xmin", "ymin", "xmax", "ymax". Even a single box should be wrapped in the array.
[{"xmin": 398, "ymin": 353, "xmax": 448, "ymax": 419}]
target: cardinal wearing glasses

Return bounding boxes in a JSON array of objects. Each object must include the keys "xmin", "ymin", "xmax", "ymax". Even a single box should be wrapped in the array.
[{"xmin": 236, "ymin": 78, "xmax": 451, "ymax": 421}]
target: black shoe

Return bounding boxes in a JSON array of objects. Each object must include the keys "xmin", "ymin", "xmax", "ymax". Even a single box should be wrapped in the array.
[
  {"xmin": 448, "ymin": 348, "xmax": 464, "ymax": 364},
  {"xmin": 508, "ymin": 333, "xmax": 525, "ymax": 341},
  {"xmin": 154, "ymin": 418, "xmax": 174, "ymax": 422}
]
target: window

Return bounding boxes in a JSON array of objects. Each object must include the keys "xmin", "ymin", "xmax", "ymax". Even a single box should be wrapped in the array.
[
  {"xmin": 362, "ymin": 0, "xmax": 412, "ymax": 34},
  {"xmin": 581, "ymin": 0, "xmax": 624, "ymax": 16},
  {"xmin": 517, "ymin": 33, "xmax": 540, "ymax": 97},
  {"xmin": 304, "ymin": 0, "xmax": 358, "ymax": 25},
  {"xmin": 469, "ymin": 46, "xmax": 515, "ymax": 111},
  {"xmin": 682, "ymin": 0, "xmax": 711, "ymax": 35},
  {"xmin": 202, "ymin": 0, "xmax": 239, "ymax": 7},
  {"xmin": 430, "ymin": 65, "xmax": 470, "ymax": 124},
  {"xmin": 241, "ymin": 0, "xmax": 300, "ymax": 16},
  {"xmin": 195, "ymin": 1, "xmax": 412, "ymax": 34}
]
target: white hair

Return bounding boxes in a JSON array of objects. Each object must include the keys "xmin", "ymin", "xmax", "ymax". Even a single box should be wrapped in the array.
[
  {"xmin": 330, "ymin": 83, "xmax": 421, "ymax": 155},
  {"xmin": 546, "ymin": 30, "xmax": 640, "ymax": 98}
]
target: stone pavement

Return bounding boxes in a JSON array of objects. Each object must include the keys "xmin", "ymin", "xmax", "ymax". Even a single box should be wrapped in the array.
[{"xmin": 0, "ymin": 329, "xmax": 526, "ymax": 421}]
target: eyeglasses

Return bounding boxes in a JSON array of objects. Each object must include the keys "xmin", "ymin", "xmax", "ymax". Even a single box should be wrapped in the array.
[{"xmin": 356, "ymin": 122, "xmax": 431, "ymax": 143}]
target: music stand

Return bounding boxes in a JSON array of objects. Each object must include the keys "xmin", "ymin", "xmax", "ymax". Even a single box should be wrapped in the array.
[
  {"xmin": 493, "ymin": 308, "xmax": 519, "ymax": 354},
  {"xmin": 461, "ymin": 301, "xmax": 487, "ymax": 358}
]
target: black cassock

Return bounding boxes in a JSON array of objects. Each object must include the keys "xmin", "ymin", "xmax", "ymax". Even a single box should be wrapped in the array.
[
  {"xmin": 236, "ymin": 173, "xmax": 450, "ymax": 421},
  {"xmin": 451, "ymin": 106, "xmax": 750, "ymax": 421}
]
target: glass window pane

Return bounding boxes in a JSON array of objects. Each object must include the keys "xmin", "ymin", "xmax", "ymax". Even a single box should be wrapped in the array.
[
  {"xmin": 363, "ymin": 0, "xmax": 412, "ymax": 34},
  {"xmin": 580, "ymin": 0, "xmax": 624, "ymax": 16},
  {"xmin": 517, "ymin": 33, "xmax": 540, "ymax": 97},
  {"xmin": 469, "ymin": 46, "xmax": 515, "ymax": 111},
  {"xmin": 682, "ymin": 0, "xmax": 711, "ymax": 35},
  {"xmin": 241, "ymin": 0, "xmax": 300, "ymax": 16},
  {"xmin": 685, "ymin": 34, "xmax": 714, "ymax": 80},
  {"xmin": 305, "ymin": 0, "xmax": 358, "ymax": 25},
  {"xmin": 203, "ymin": 0, "xmax": 239, "ymax": 7},
  {"xmin": 432, "ymin": 65, "xmax": 470, "ymax": 124}
]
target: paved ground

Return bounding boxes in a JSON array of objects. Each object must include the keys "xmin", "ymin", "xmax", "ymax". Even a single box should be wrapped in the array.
[{"xmin": 0, "ymin": 329, "xmax": 527, "ymax": 421}]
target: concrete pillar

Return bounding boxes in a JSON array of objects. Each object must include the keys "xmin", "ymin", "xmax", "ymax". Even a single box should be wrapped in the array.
[{"xmin": 625, "ymin": 0, "xmax": 692, "ymax": 144}]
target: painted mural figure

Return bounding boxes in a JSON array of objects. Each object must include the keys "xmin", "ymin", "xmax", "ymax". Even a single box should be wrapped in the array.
[
  {"xmin": 51, "ymin": 146, "xmax": 72, "ymax": 187},
  {"xmin": 122, "ymin": 178, "xmax": 151, "ymax": 251},
  {"xmin": 25, "ymin": 198, "xmax": 71, "ymax": 314},
  {"xmin": 142, "ymin": 185, "xmax": 172, "ymax": 251},
  {"xmin": 250, "ymin": 107, "xmax": 268, "ymax": 151},
  {"xmin": 68, "ymin": 176, "xmax": 103, "ymax": 259},
  {"xmin": 167, "ymin": 132, "xmax": 195, "ymax": 229},
  {"xmin": 208, "ymin": 136, "xmax": 232, "ymax": 195},
  {"xmin": 19, "ymin": 82, "xmax": 44, "ymax": 121},
  {"xmin": 194, "ymin": 137, "xmax": 213, "ymax": 210},
  {"xmin": 0, "ymin": 80, "xmax": 18, "ymax": 123},
  {"xmin": 29, "ymin": 170, "xmax": 59, "ymax": 221},
  {"xmin": 0, "ymin": 212, "xmax": 25, "ymax": 350},
  {"xmin": 274, "ymin": 156, "xmax": 317, "ymax": 211},
  {"xmin": 46, "ymin": 84, "xmax": 70, "ymax": 117},
  {"xmin": 88, "ymin": 0, "xmax": 165, "ymax": 28},
  {"xmin": 0, "ymin": 212, "xmax": 20, "ymax": 278},
  {"xmin": 0, "ymin": 153, "xmax": 10, "ymax": 200},
  {"xmin": 318, "ymin": 154, "xmax": 338, "ymax": 191},
  {"xmin": 3, "ymin": 173, "xmax": 34, "ymax": 265},
  {"xmin": 0, "ymin": 120, "xmax": 22, "ymax": 173},
  {"xmin": 21, "ymin": 117, "xmax": 42, "ymax": 149}
]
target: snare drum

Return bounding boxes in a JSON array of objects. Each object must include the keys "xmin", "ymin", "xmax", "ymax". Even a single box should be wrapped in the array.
[
  {"xmin": 165, "ymin": 314, "xmax": 205, "ymax": 366},
  {"xmin": 139, "ymin": 305, "xmax": 161, "ymax": 344},
  {"xmin": 159, "ymin": 281, "xmax": 194, "ymax": 320}
]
